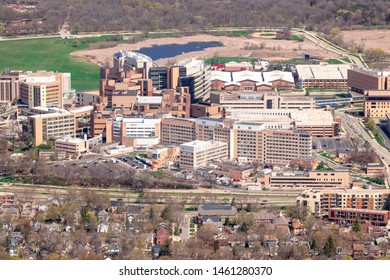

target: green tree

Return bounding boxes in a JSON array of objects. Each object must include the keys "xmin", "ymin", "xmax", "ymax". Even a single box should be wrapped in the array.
[
  {"xmin": 71, "ymin": 23, "xmax": 81, "ymax": 34},
  {"xmin": 72, "ymin": 40, "xmax": 80, "ymax": 47},
  {"xmin": 161, "ymin": 206, "xmax": 170, "ymax": 220},
  {"xmin": 367, "ymin": 118, "xmax": 376, "ymax": 132},
  {"xmin": 323, "ymin": 235, "xmax": 337, "ymax": 258},
  {"xmin": 352, "ymin": 218, "xmax": 361, "ymax": 233},
  {"xmin": 310, "ymin": 239, "xmax": 317, "ymax": 250},
  {"xmin": 149, "ymin": 207, "xmax": 155, "ymax": 221},
  {"xmin": 241, "ymin": 222, "xmax": 249, "ymax": 233},
  {"xmin": 316, "ymin": 161, "xmax": 326, "ymax": 170}
]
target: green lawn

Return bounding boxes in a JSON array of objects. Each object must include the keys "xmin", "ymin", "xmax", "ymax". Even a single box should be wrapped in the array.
[
  {"xmin": 0, "ymin": 37, "xmax": 103, "ymax": 91},
  {"xmin": 204, "ymin": 56, "xmax": 258, "ymax": 64},
  {"xmin": 327, "ymin": 59, "xmax": 344, "ymax": 64},
  {"xmin": 260, "ymin": 33, "xmax": 276, "ymax": 37},
  {"xmin": 361, "ymin": 176, "xmax": 385, "ymax": 185}
]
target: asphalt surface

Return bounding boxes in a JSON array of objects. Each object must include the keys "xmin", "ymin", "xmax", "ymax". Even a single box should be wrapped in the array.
[
  {"xmin": 297, "ymin": 29, "xmax": 368, "ymax": 68},
  {"xmin": 313, "ymin": 137, "xmax": 354, "ymax": 152},
  {"xmin": 336, "ymin": 109, "xmax": 390, "ymax": 188}
]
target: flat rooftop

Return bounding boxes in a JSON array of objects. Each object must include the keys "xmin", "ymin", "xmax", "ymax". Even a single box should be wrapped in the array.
[{"xmin": 296, "ymin": 64, "xmax": 352, "ymax": 80}]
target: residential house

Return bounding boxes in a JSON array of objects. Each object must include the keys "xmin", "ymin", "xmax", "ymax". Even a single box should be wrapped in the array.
[
  {"xmin": 274, "ymin": 214, "xmax": 290, "ymax": 236},
  {"xmin": 254, "ymin": 211, "xmax": 275, "ymax": 224},
  {"xmin": 204, "ymin": 215, "xmax": 224, "ymax": 229},
  {"xmin": 156, "ymin": 224, "xmax": 170, "ymax": 245},
  {"xmin": 263, "ymin": 234, "xmax": 279, "ymax": 247},
  {"xmin": 110, "ymin": 199, "xmax": 125, "ymax": 213},
  {"xmin": 8, "ymin": 244, "xmax": 19, "ymax": 257},
  {"xmin": 97, "ymin": 222, "xmax": 109, "ymax": 233},
  {"xmin": 292, "ymin": 220, "xmax": 305, "ymax": 235},
  {"xmin": 97, "ymin": 210, "xmax": 109, "ymax": 224},
  {"xmin": 10, "ymin": 231, "xmax": 23, "ymax": 245},
  {"xmin": 247, "ymin": 233, "xmax": 261, "ymax": 248},
  {"xmin": 368, "ymin": 245, "xmax": 381, "ymax": 258},
  {"xmin": 353, "ymin": 243, "xmax": 365, "ymax": 259},
  {"xmin": 198, "ymin": 204, "xmax": 237, "ymax": 223}
]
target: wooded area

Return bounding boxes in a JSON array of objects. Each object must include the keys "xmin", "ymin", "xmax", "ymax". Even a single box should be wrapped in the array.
[{"xmin": 1, "ymin": 0, "xmax": 390, "ymax": 36}]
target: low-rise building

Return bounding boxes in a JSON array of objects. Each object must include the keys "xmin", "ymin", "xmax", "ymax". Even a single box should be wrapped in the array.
[
  {"xmin": 210, "ymin": 91, "xmax": 315, "ymax": 111},
  {"xmin": 366, "ymin": 163, "xmax": 386, "ymax": 175},
  {"xmin": 38, "ymin": 149, "xmax": 66, "ymax": 160},
  {"xmin": 54, "ymin": 136, "xmax": 89, "ymax": 156},
  {"xmin": 190, "ymin": 102, "xmax": 222, "ymax": 118},
  {"xmin": 198, "ymin": 204, "xmax": 237, "ymax": 220},
  {"xmin": 297, "ymin": 188, "xmax": 390, "ymax": 216},
  {"xmin": 179, "ymin": 140, "xmax": 228, "ymax": 169},
  {"xmin": 296, "ymin": 64, "xmax": 352, "ymax": 89},
  {"xmin": 211, "ymin": 70, "xmax": 295, "ymax": 91},
  {"xmin": 329, "ymin": 208, "xmax": 390, "ymax": 226},
  {"xmin": 213, "ymin": 161, "xmax": 254, "ymax": 180},
  {"xmin": 0, "ymin": 192, "xmax": 15, "ymax": 205},
  {"xmin": 260, "ymin": 169, "xmax": 350, "ymax": 189}
]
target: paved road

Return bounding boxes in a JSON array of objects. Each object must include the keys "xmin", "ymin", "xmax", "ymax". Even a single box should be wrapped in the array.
[
  {"xmin": 336, "ymin": 110, "xmax": 390, "ymax": 188},
  {"xmin": 295, "ymin": 29, "xmax": 368, "ymax": 68}
]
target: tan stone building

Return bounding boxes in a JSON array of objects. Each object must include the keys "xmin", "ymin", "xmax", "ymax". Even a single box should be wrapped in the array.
[
  {"xmin": 161, "ymin": 117, "xmax": 196, "ymax": 146},
  {"xmin": 54, "ymin": 136, "xmax": 89, "ymax": 156},
  {"xmin": 296, "ymin": 64, "xmax": 352, "ymax": 89},
  {"xmin": 0, "ymin": 71, "xmax": 23, "ymax": 102},
  {"xmin": 20, "ymin": 71, "xmax": 63, "ymax": 108},
  {"xmin": 24, "ymin": 109, "xmax": 75, "ymax": 146},
  {"xmin": 233, "ymin": 122, "xmax": 312, "ymax": 164},
  {"xmin": 297, "ymin": 188, "xmax": 390, "ymax": 216},
  {"xmin": 364, "ymin": 90, "xmax": 390, "ymax": 118}
]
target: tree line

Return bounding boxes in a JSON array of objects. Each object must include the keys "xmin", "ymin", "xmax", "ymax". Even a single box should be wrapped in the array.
[{"xmin": 1, "ymin": 0, "xmax": 390, "ymax": 36}]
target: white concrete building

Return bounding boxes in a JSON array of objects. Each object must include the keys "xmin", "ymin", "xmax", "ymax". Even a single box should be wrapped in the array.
[{"xmin": 179, "ymin": 140, "xmax": 228, "ymax": 169}]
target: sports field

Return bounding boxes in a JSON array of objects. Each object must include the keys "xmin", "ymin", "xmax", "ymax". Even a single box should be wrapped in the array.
[{"xmin": 0, "ymin": 37, "xmax": 100, "ymax": 91}]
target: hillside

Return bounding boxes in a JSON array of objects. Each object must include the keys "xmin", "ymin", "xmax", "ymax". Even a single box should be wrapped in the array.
[{"xmin": 1, "ymin": 0, "xmax": 389, "ymax": 36}]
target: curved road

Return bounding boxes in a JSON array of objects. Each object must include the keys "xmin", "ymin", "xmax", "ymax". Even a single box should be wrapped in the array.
[
  {"xmin": 335, "ymin": 109, "xmax": 390, "ymax": 188},
  {"xmin": 294, "ymin": 29, "xmax": 368, "ymax": 68}
]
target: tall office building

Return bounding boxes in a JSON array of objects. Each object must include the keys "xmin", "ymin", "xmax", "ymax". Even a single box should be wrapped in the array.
[
  {"xmin": 20, "ymin": 72, "xmax": 63, "ymax": 108},
  {"xmin": 0, "ymin": 71, "xmax": 24, "ymax": 102}
]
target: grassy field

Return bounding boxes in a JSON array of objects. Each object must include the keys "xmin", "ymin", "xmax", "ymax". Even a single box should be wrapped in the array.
[
  {"xmin": 204, "ymin": 56, "xmax": 259, "ymax": 64},
  {"xmin": 0, "ymin": 36, "xmax": 106, "ymax": 91}
]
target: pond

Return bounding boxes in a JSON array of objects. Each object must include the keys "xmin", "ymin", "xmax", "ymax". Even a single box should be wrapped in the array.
[{"xmin": 134, "ymin": 41, "xmax": 223, "ymax": 60}]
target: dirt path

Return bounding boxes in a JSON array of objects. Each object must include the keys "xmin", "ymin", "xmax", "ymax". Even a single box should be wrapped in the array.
[{"xmin": 71, "ymin": 34, "xmax": 338, "ymax": 66}]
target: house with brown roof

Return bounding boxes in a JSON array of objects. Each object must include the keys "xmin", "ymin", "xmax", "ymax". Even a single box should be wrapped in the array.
[
  {"xmin": 292, "ymin": 220, "xmax": 305, "ymax": 235},
  {"xmin": 198, "ymin": 204, "xmax": 237, "ymax": 223},
  {"xmin": 274, "ymin": 214, "xmax": 290, "ymax": 236},
  {"xmin": 156, "ymin": 224, "xmax": 170, "ymax": 245},
  {"xmin": 254, "ymin": 211, "xmax": 275, "ymax": 224},
  {"xmin": 353, "ymin": 243, "xmax": 365, "ymax": 259}
]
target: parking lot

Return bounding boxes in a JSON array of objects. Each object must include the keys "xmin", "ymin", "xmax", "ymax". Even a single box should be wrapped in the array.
[
  {"xmin": 313, "ymin": 137, "xmax": 354, "ymax": 152},
  {"xmin": 49, "ymin": 153, "xmax": 148, "ymax": 181}
]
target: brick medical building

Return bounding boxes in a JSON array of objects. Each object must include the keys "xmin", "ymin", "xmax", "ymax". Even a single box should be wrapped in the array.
[{"xmin": 348, "ymin": 68, "xmax": 390, "ymax": 94}]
